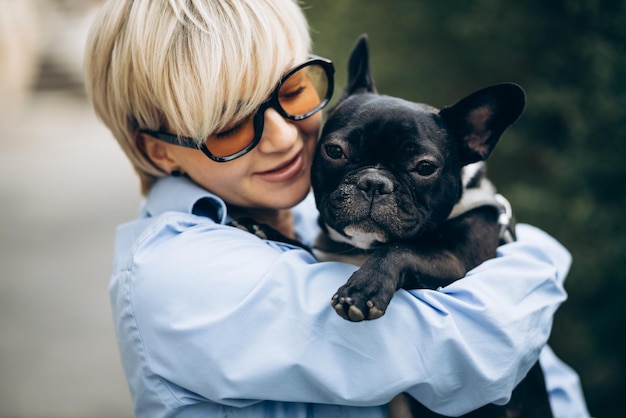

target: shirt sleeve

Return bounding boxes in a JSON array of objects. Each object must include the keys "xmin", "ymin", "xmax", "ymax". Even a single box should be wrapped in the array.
[
  {"xmin": 540, "ymin": 345, "xmax": 592, "ymax": 418},
  {"xmin": 119, "ymin": 215, "xmax": 569, "ymax": 416}
]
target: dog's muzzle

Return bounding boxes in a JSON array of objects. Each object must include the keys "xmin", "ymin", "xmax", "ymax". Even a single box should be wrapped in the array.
[{"xmin": 356, "ymin": 168, "xmax": 395, "ymax": 199}]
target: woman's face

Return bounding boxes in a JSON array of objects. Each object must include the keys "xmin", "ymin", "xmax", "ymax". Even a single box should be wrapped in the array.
[{"xmin": 165, "ymin": 108, "xmax": 321, "ymax": 210}]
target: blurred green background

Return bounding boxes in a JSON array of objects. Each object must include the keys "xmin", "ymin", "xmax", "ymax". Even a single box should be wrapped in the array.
[{"xmin": 304, "ymin": 0, "xmax": 625, "ymax": 416}]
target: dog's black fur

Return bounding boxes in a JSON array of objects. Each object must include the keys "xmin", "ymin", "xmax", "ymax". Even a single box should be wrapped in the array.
[{"xmin": 310, "ymin": 35, "xmax": 553, "ymax": 418}]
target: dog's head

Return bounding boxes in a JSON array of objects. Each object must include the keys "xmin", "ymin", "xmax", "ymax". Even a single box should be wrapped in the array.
[{"xmin": 311, "ymin": 35, "xmax": 525, "ymax": 249}]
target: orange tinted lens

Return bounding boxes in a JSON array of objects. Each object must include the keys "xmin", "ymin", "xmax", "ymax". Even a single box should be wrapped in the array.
[
  {"xmin": 279, "ymin": 64, "xmax": 327, "ymax": 116},
  {"xmin": 204, "ymin": 114, "xmax": 256, "ymax": 157}
]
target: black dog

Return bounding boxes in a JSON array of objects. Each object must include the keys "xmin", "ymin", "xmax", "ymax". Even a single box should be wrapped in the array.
[{"xmin": 310, "ymin": 35, "xmax": 553, "ymax": 418}]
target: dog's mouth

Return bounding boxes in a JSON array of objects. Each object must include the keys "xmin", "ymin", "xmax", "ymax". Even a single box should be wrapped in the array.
[
  {"xmin": 326, "ymin": 222, "xmax": 389, "ymax": 250},
  {"xmin": 318, "ymin": 171, "xmax": 427, "ymax": 248}
]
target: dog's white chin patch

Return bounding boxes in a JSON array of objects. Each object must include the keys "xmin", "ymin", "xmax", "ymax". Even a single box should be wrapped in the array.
[{"xmin": 326, "ymin": 225, "xmax": 388, "ymax": 249}]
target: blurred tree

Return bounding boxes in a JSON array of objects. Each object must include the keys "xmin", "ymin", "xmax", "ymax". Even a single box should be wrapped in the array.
[{"xmin": 304, "ymin": 1, "xmax": 626, "ymax": 416}]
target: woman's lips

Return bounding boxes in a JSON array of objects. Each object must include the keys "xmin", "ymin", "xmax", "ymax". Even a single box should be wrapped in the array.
[{"xmin": 255, "ymin": 152, "xmax": 304, "ymax": 183}]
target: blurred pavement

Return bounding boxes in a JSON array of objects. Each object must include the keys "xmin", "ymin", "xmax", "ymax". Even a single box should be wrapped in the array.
[
  {"xmin": 0, "ymin": 91, "xmax": 139, "ymax": 417},
  {"xmin": 1, "ymin": 2, "xmax": 138, "ymax": 416}
]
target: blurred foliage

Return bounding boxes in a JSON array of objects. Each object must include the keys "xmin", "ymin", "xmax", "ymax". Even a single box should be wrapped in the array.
[{"xmin": 304, "ymin": 0, "xmax": 626, "ymax": 416}]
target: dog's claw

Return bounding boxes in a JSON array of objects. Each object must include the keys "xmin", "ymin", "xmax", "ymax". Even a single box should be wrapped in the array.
[
  {"xmin": 368, "ymin": 306, "xmax": 384, "ymax": 319},
  {"xmin": 347, "ymin": 305, "xmax": 365, "ymax": 322},
  {"xmin": 333, "ymin": 303, "xmax": 346, "ymax": 318},
  {"xmin": 331, "ymin": 295, "xmax": 385, "ymax": 321},
  {"xmin": 332, "ymin": 295, "xmax": 349, "ymax": 320}
]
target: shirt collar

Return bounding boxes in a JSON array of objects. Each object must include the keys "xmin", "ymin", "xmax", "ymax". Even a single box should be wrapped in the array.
[{"xmin": 142, "ymin": 175, "xmax": 227, "ymax": 223}]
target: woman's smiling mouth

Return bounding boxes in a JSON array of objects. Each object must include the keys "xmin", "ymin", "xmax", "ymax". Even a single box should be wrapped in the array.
[{"xmin": 255, "ymin": 151, "xmax": 305, "ymax": 183}]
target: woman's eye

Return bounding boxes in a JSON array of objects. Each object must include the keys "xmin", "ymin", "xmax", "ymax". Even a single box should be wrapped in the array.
[
  {"xmin": 214, "ymin": 123, "xmax": 244, "ymax": 139},
  {"xmin": 415, "ymin": 161, "xmax": 437, "ymax": 176},
  {"xmin": 324, "ymin": 144, "xmax": 346, "ymax": 160},
  {"xmin": 280, "ymin": 85, "xmax": 306, "ymax": 101}
]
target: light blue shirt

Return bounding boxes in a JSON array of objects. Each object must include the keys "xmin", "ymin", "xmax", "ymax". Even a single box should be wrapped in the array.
[{"xmin": 110, "ymin": 176, "xmax": 591, "ymax": 417}]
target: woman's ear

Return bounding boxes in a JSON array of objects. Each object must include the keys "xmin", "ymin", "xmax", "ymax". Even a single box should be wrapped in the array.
[{"xmin": 138, "ymin": 133, "xmax": 181, "ymax": 174}]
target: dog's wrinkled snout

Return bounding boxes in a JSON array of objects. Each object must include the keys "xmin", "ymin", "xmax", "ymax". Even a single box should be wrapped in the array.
[{"xmin": 356, "ymin": 169, "xmax": 394, "ymax": 199}]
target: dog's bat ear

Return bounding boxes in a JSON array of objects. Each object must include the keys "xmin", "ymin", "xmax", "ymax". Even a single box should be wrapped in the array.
[
  {"xmin": 344, "ymin": 34, "xmax": 377, "ymax": 97},
  {"xmin": 439, "ymin": 83, "xmax": 525, "ymax": 164}
]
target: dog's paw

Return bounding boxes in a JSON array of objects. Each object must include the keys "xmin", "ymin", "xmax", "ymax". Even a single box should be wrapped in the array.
[
  {"xmin": 331, "ymin": 269, "xmax": 395, "ymax": 321},
  {"xmin": 331, "ymin": 294, "xmax": 385, "ymax": 321}
]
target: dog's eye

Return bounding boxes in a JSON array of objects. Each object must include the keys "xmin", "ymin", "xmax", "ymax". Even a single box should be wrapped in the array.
[
  {"xmin": 324, "ymin": 144, "xmax": 346, "ymax": 160},
  {"xmin": 415, "ymin": 161, "xmax": 438, "ymax": 176}
]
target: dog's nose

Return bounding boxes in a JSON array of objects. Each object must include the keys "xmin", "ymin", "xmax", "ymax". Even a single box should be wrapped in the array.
[{"xmin": 357, "ymin": 170, "xmax": 394, "ymax": 198}]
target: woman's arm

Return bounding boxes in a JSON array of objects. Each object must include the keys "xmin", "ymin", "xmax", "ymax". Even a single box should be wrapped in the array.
[
  {"xmin": 401, "ymin": 223, "xmax": 570, "ymax": 414},
  {"xmin": 114, "ymin": 215, "xmax": 568, "ymax": 416}
]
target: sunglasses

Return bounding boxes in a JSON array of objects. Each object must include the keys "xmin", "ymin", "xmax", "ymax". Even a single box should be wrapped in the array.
[{"xmin": 141, "ymin": 56, "xmax": 334, "ymax": 163}]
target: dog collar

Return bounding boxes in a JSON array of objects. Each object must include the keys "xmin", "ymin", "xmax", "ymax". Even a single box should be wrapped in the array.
[{"xmin": 448, "ymin": 179, "xmax": 516, "ymax": 244}]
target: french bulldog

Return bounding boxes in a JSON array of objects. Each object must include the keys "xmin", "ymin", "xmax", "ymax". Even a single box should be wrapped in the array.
[{"xmin": 310, "ymin": 35, "xmax": 553, "ymax": 418}]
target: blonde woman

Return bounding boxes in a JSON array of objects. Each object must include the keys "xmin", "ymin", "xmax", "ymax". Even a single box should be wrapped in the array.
[{"xmin": 85, "ymin": 1, "xmax": 589, "ymax": 417}]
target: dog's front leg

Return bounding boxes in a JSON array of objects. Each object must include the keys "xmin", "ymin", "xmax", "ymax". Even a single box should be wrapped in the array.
[
  {"xmin": 331, "ymin": 243, "xmax": 464, "ymax": 321},
  {"xmin": 331, "ymin": 245, "xmax": 402, "ymax": 321},
  {"xmin": 397, "ymin": 245, "xmax": 468, "ymax": 291}
]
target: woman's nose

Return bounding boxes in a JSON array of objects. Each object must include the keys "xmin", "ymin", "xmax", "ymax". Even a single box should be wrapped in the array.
[{"xmin": 256, "ymin": 108, "xmax": 298, "ymax": 154}]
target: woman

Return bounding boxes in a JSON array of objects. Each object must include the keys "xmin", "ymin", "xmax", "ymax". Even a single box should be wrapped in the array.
[{"xmin": 85, "ymin": 0, "xmax": 590, "ymax": 417}]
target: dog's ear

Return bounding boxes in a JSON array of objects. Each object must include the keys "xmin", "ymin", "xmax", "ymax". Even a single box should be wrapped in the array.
[
  {"xmin": 440, "ymin": 83, "xmax": 525, "ymax": 164},
  {"xmin": 343, "ymin": 34, "xmax": 377, "ymax": 98}
]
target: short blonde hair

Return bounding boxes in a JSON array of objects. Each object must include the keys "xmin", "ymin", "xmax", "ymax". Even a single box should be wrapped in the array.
[{"xmin": 85, "ymin": 0, "xmax": 311, "ymax": 194}]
